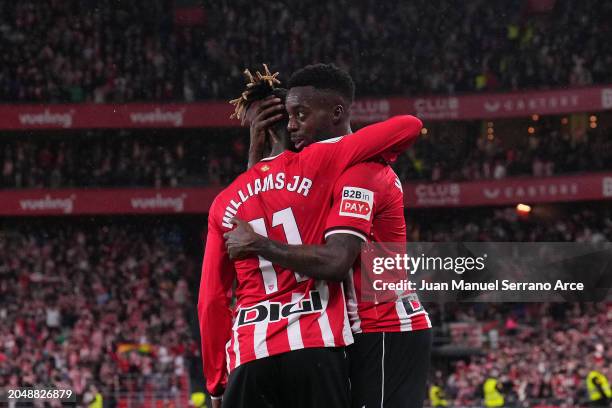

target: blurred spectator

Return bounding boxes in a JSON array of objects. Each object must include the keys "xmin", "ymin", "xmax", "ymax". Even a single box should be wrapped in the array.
[
  {"xmin": 0, "ymin": 222, "xmax": 199, "ymax": 403},
  {"xmin": 0, "ymin": 129, "xmax": 249, "ymax": 189},
  {"xmin": 410, "ymin": 205, "xmax": 612, "ymax": 243},
  {"xmin": 0, "ymin": 204, "xmax": 609, "ymax": 404},
  {"xmin": 415, "ymin": 206, "xmax": 612, "ymax": 406},
  {"xmin": 0, "ymin": 0, "xmax": 611, "ymax": 102},
  {"xmin": 2, "ymin": 125, "xmax": 611, "ymax": 189},
  {"xmin": 394, "ymin": 126, "xmax": 612, "ymax": 182},
  {"xmin": 430, "ymin": 303, "xmax": 611, "ymax": 407}
]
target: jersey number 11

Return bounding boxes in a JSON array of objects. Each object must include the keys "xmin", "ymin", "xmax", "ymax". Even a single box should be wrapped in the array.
[{"xmin": 248, "ymin": 207, "xmax": 309, "ymax": 294}]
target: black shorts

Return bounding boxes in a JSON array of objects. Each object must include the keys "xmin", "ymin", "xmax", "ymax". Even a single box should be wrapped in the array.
[
  {"xmin": 223, "ymin": 347, "xmax": 350, "ymax": 408},
  {"xmin": 349, "ymin": 329, "xmax": 432, "ymax": 408}
]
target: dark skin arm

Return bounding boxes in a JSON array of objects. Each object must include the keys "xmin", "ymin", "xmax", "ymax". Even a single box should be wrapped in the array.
[
  {"xmin": 224, "ymin": 218, "xmax": 362, "ymax": 281},
  {"xmin": 246, "ymin": 97, "xmax": 285, "ymax": 169}
]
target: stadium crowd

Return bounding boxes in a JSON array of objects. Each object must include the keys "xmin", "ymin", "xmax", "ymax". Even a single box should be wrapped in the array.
[
  {"xmin": 0, "ymin": 221, "xmax": 199, "ymax": 405},
  {"xmin": 413, "ymin": 206, "xmax": 612, "ymax": 406},
  {"xmin": 0, "ymin": 205, "xmax": 609, "ymax": 405},
  {"xmin": 1, "ymin": 0, "xmax": 610, "ymax": 406},
  {"xmin": 0, "ymin": 0, "xmax": 610, "ymax": 103},
  {"xmin": 2, "ymin": 125, "xmax": 610, "ymax": 189},
  {"xmin": 0, "ymin": 130, "xmax": 248, "ymax": 189},
  {"xmin": 410, "ymin": 204, "xmax": 612, "ymax": 243},
  {"xmin": 394, "ymin": 125, "xmax": 612, "ymax": 182},
  {"xmin": 434, "ymin": 302, "xmax": 611, "ymax": 407}
]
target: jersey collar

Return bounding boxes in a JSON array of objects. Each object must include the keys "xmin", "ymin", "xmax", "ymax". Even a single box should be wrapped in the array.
[{"xmin": 260, "ymin": 151, "xmax": 286, "ymax": 162}]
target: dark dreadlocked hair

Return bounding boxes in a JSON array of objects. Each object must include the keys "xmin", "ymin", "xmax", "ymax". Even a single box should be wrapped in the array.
[
  {"xmin": 229, "ymin": 64, "xmax": 288, "ymax": 137},
  {"xmin": 287, "ymin": 63, "xmax": 355, "ymax": 104}
]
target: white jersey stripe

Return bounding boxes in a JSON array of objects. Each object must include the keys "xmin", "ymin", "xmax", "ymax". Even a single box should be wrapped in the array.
[
  {"xmin": 343, "ymin": 268, "xmax": 362, "ymax": 334},
  {"xmin": 249, "ymin": 218, "xmax": 278, "ymax": 293},
  {"xmin": 325, "ymin": 228, "xmax": 367, "ymax": 242},
  {"xmin": 257, "ymin": 257, "xmax": 277, "ymax": 293},
  {"xmin": 253, "ymin": 304, "xmax": 270, "ymax": 359},
  {"xmin": 286, "ymin": 292, "xmax": 306, "ymax": 350},
  {"xmin": 316, "ymin": 281, "xmax": 336, "ymax": 347},
  {"xmin": 232, "ymin": 325, "xmax": 241, "ymax": 368},
  {"xmin": 273, "ymin": 208, "xmax": 308, "ymax": 284},
  {"xmin": 340, "ymin": 284, "xmax": 354, "ymax": 345},
  {"xmin": 225, "ymin": 338, "xmax": 232, "ymax": 374},
  {"xmin": 394, "ymin": 298, "xmax": 413, "ymax": 332}
]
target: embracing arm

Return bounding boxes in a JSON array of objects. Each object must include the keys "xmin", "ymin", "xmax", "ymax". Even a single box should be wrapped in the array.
[
  {"xmin": 224, "ymin": 218, "xmax": 362, "ymax": 281},
  {"xmin": 253, "ymin": 233, "xmax": 362, "ymax": 281},
  {"xmin": 302, "ymin": 115, "xmax": 423, "ymax": 176}
]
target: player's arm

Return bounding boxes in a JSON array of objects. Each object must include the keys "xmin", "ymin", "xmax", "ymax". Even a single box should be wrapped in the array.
[
  {"xmin": 198, "ymin": 203, "xmax": 235, "ymax": 399},
  {"xmin": 285, "ymin": 164, "xmax": 378, "ymax": 279},
  {"xmin": 223, "ymin": 166, "xmax": 378, "ymax": 280},
  {"xmin": 247, "ymin": 96, "xmax": 285, "ymax": 168},
  {"xmin": 224, "ymin": 218, "xmax": 361, "ymax": 281},
  {"xmin": 322, "ymin": 164, "xmax": 377, "ymax": 247},
  {"xmin": 302, "ymin": 115, "xmax": 422, "ymax": 175}
]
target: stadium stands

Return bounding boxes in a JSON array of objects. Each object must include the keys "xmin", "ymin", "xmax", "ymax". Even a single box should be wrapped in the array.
[
  {"xmin": 412, "ymin": 205, "xmax": 612, "ymax": 406},
  {"xmin": 1, "ymin": 1, "xmax": 610, "ymax": 406},
  {"xmin": 437, "ymin": 301, "xmax": 610, "ymax": 407},
  {"xmin": 0, "ymin": 220, "xmax": 200, "ymax": 406},
  {"xmin": 409, "ymin": 204, "xmax": 612, "ymax": 242},
  {"xmin": 1, "ymin": 205, "xmax": 610, "ymax": 405},
  {"xmin": 394, "ymin": 124, "xmax": 612, "ymax": 182},
  {"xmin": 1, "ymin": 0, "xmax": 611, "ymax": 102},
  {"xmin": 1, "ymin": 125, "xmax": 611, "ymax": 189},
  {"xmin": 0, "ymin": 129, "xmax": 246, "ymax": 189}
]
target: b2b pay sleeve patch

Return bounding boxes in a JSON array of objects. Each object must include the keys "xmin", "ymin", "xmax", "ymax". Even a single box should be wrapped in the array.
[{"xmin": 339, "ymin": 187, "xmax": 374, "ymax": 221}]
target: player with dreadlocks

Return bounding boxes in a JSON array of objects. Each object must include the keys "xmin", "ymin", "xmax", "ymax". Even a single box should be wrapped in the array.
[
  {"xmin": 225, "ymin": 63, "xmax": 432, "ymax": 408},
  {"xmin": 198, "ymin": 64, "xmax": 423, "ymax": 408},
  {"xmin": 228, "ymin": 64, "xmax": 289, "ymax": 163}
]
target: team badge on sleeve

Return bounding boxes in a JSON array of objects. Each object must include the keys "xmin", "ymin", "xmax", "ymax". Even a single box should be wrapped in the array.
[{"xmin": 339, "ymin": 187, "xmax": 374, "ymax": 220}]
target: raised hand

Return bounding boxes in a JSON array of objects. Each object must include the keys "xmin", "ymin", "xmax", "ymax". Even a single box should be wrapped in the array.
[{"xmin": 247, "ymin": 95, "xmax": 285, "ymax": 168}]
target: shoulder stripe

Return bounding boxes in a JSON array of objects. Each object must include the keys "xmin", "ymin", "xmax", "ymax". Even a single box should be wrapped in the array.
[
  {"xmin": 394, "ymin": 178, "xmax": 403, "ymax": 192},
  {"xmin": 324, "ymin": 228, "xmax": 367, "ymax": 242},
  {"xmin": 316, "ymin": 136, "xmax": 344, "ymax": 144}
]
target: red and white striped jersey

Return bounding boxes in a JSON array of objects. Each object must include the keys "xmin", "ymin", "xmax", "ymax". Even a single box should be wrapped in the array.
[
  {"xmin": 324, "ymin": 161, "xmax": 432, "ymax": 334},
  {"xmin": 198, "ymin": 116, "xmax": 423, "ymax": 396}
]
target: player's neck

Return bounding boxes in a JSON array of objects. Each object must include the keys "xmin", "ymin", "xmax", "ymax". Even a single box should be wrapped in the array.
[
  {"xmin": 334, "ymin": 123, "xmax": 352, "ymax": 137},
  {"xmin": 268, "ymin": 144, "xmax": 285, "ymax": 157}
]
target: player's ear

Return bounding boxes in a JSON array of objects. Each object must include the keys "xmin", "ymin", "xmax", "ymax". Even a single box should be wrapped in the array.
[{"xmin": 332, "ymin": 104, "xmax": 344, "ymax": 125}]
